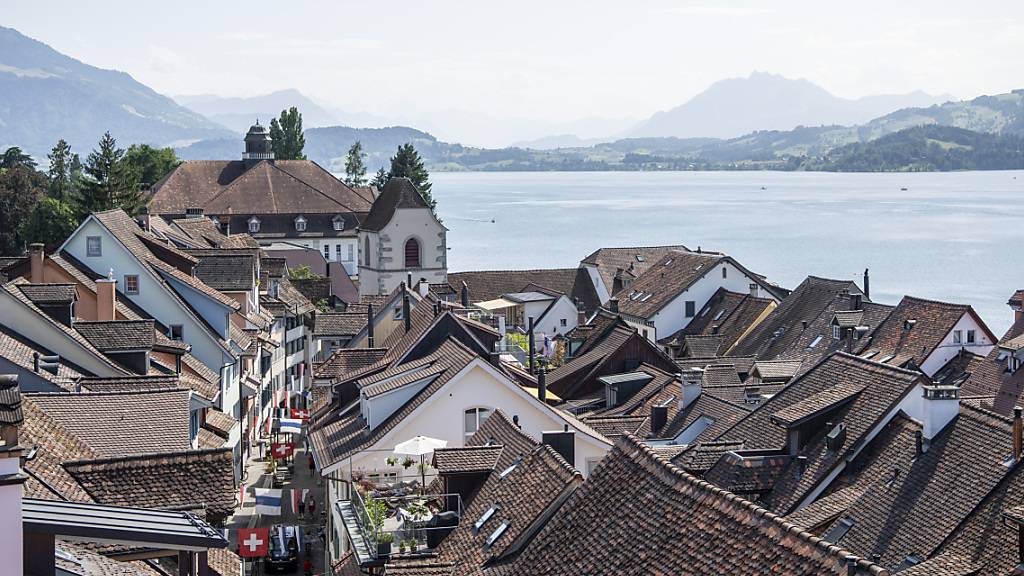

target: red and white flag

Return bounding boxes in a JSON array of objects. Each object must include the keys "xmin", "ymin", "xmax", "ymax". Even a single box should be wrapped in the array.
[
  {"xmin": 291, "ymin": 408, "xmax": 309, "ymax": 420},
  {"xmin": 238, "ymin": 527, "xmax": 269, "ymax": 558},
  {"xmin": 271, "ymin": 442, "xmax": 294, "ymax": 460},
  {"xmin": 291, "ymin": 489, "xmax": 300, "ymax": 514}
]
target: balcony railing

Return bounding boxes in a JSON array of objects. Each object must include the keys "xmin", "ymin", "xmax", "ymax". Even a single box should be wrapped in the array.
[{"xmin": 348, "ymin": 488, "xmax": 463, "ymax": 563}]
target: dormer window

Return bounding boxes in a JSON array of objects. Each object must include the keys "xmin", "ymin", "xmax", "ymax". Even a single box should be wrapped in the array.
[
  {"xmin": 295, "ymin": 216, "xmax": 307, "ymax": 232},
  {"xmin": 248, "ymin": 217, "xmax": 260, "ymax": 233},
  {"xmin": 832, "ymin": 325, "xmax": 842, "ymax": 340},
  {"xmin": 332, "ymin": 215, "xmax": 345, "ymax": 231}
]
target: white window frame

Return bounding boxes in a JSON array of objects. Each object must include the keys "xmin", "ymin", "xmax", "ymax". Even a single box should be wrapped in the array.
[
  {"xmin": 332, "ymin": 216, "xmax": 345, "ymax": 231},
  {"xmin": 953, "ymin": 330, "xmax": 962, "ymax": 344},
  {"xmin": 464, "ymin": 407, "xmax": 493, "ymax": 440},
  {"xmin": 832, "ymin": 325, "xmax": 842, "ymax": 340},
  {"xmin": 248, "ymin": 217, "xmax": 260, "ymax": 233},
  {"xmin": 323, "ymin": 245, "xmax": 330, "ymax": 260},
  {"xmin": 966, "ymin": 330, "xmax": 976, "ymax": 344},
  {"xmin": 295, "ymin": 216, "xmax": 307, "ymax": 232},
  {"xmin": 124, "ymin": 274, "xmax": 140, "ymax": 295},
  {"xmin": 86, "ymin": 236, "xmax": 102, "ymax": 257}
]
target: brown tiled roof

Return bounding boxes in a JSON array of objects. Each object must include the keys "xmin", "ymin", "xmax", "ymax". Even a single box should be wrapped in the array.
[
  {"xmin": 703, "ymin": 382, "xmax": 786, "ymax": 407},
  {"xmin": 680, "ymin": 334, "xmax": 723, "ymax": 358},
  {"xmin": 0, "ymin": 374, "xmax": 21, "ymax": 425},
  {"xmin": 673, "ymin": 287, "xmax": 776, "ymax": 353},
  {"xmin": 0, "ymin": 325, "xmax": 85, "ymax": 388},
  {"xmin": 203, "ymin": 408, "xmax": 236, "ymax": 438},
  {"xmin": 701, "ymin": 363, "xmax": 743, "ymax": 386},
  {"xmin": 856, "ymin": 295, "xmax": 989, "ymax": 369},
  {"xmin": 672, "ymin": 440, "xmax": 745, "ymax": 474},
  {"xmin": 78, "ymin": 375, "xmax": 182, "ymax": 393},
  {"xmin": 730, "ymin": 276, "xmax": 864, "ymax": 360},
  {"xmin": 579, "ymin": 245, "xmax": 690, "ymax": 298},
  {"xmin": 55, "ymin": 541, "xmax": 161, "ymax": 576},
  {"xmin": 617, "ymin": 251, "xmax": 724, "ymax": 318},
  {"xmin": 20, "ymin": 397, "xmax": 98, "ymax": 502},
  {"xmin": 895, "ymin": 554, "xmax": 978, "ymax": 576},
  {"xmin": 315, "ymin": 347, "xmax": 389, "ymax": 380},
  {"xmin": 769, "ymin": 381, "xmax": 866, "ymax": 427},
  {"xmin": 507, "ymin": 434, "xmax": 886, "ymax": 575},
  {"xmin": 64, "ymin": 448, "xmax": 236, "ymax": 521},
  {"xmin": 465, "ymin": 410, "xmax": 539, "ymax": 466},
  {"xmin": 170, "ymin": 217, "xmax": 260, "ymax": 249},
  {"xmin": 432, "ymin": 445, "xmax": 504, "ymax": 474},
  {"xmin": 703, "ymin": 448, "xmax": 792, "ymax": 495},
  {"xmin": 786, "ymin": 484, "xmax": 868, "ymax": 533},
  {"xmin": 752, "ymin": 359, "xmax": 804, "ymax": 380},
  {"xmin": 62, "ymin": 449, "xmax": 230, "ymax": 510},
  {"xmin": 197, "ymin": 427, "xmax": 226, "ymax": 449},
  {"xmin": 447, "ymin": 268, "xmax": 578, "ymax": 304},
  {"xmin": 74, "ymin": 320, "xmax": 155, "ymax": 352},
  {"xmin": 360, "ymin": 177, "xmax": 431, "ymax": 231},
  {"xmin": 17, "ymin": 282, "xmax": 77, "ymax": 305},
  {"xmin": 291, "ymin": 277, "xmax": 332, "ymax": 304},
  {"xmin": 314, "ymin": 312, "xmax": 367, "ymax": 337},
  {"xmin": 717, "ymin": 353, "xmax": 922, "ymax": 451},
  {"xmin": 190, "ymin": 253, "xmax": 255, "ymax": 291},
  {"xmin": 955, "ymin": 316, "xmax": 1024, "ymax": 416},
  {"xmin": 813, "ymin": 405, "xmax": 1014, "ymax": 570},
  {"xmin": 25, "ymin": 389, "xmax": 192, "ymax": 457},
  {"xmin": 148, "ymin": 159, "xmax": 372, "ymax": 215}
]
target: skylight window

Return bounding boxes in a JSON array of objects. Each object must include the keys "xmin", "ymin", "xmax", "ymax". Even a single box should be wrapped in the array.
[
  {"xmin": 713, "ymin": 309, "xmax": 725, "ymax": 321},
  {"xmin": 879, "ymin": 354, "xmax": 895, "ymax": 363},
  {"xmin": 823, "ymin": 517, "xmax": 855, "ymax": 543},
  {"xmin": 807, "ymin": 335, "xmax": 823, "ymax": 349},
  {"xmin": 997, "ymin": 350, "xmax": 1010, "ymax": 362},
  {"xmin": 636, "ymin": 255, "xmax": 645, "ymax": 262},
  {"xmin": 861, "ymin": 351, "xmax": 878, "ymax": 359},
  {"xmin": 499, "ymin": 457, "xmax": 522, "ymax": 479},
  {"xmin": 663, "ymin": 259, "xmax": 673, "ymax": 266},
  {"xmin": 485, "ymin": 521, "xmax": 510, "ymax": 548},
  {"xmin": 474, "ymin": 505, "xmax": 499, "ymax": 532},
  {"xmin": 640, "ymin": 293, "xmax": 653, "ymax": 302}
]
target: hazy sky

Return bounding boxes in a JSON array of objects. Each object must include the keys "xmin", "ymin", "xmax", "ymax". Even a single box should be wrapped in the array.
[{"xmin": 6, "ymin": 1, "xmax": 1023, "ymax": 144}]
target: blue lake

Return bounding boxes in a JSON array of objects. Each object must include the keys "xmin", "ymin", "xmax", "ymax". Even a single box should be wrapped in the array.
[{"xmin": 430, "ymin": 170, "xmax": 1024, "ymax": 335}]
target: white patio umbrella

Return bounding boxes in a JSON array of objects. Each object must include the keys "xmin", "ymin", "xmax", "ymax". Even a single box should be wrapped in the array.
[{"xmin": 394, "ymin": 436, "xmax": 447, "ymax": 492}]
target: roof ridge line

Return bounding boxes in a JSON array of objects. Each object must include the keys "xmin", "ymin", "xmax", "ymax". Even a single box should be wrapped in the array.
[
  {"xmin": 63, "ymin": 446, "xmax": 232, "ymax": 467},
  {"xmin": 269, "ymin": 160, "xmax": 363, "ymax": 213}
]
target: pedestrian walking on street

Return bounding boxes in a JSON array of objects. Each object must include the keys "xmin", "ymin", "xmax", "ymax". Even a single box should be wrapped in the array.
[
  {"xmin": 308, "ymin": 453, "xmax": 314, "ymax": 475},
  {"xmin": 309, "ymin": 499, "xmax": 317, "ymax": 517},
  {"xmin": 298, "ymin": 497, "xmax": 306, "ymax": 518}
]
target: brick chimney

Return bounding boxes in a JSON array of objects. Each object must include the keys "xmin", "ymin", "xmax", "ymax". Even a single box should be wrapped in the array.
[
  {"xmin": 29, "ymin": 243, "xmax": 44, "ymax": 283},
  {"xmin": 576, "ymin": 300, "xmax": 587, "ymax": 327},
  {"xmin": 608, "ymin": 297, "xmax": 619, "ymax": 314},
  {"xmin": 96, "ymin": 271, "xmax": 117, "ymax": 322}
]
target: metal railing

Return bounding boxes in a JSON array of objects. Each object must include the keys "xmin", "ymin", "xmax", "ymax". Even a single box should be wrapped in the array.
[{"xmin": 351, "ymin": 489, "xmax": 463, "ymax": 559}]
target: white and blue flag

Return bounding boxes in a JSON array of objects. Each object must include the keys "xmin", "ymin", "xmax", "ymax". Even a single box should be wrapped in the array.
[
  {"xmin": 254, "ymin": 488, "xmax": 282, "ymax": 516},
  {"xmin": 279, "ymin": 418, "xmax": 303, "ymax": 434}
]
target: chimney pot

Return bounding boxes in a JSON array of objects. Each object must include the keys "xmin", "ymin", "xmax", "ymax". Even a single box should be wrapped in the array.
[
  {"xmin": 29, "ymin": 243, "xmax": 45, "ymax": 283},
  {"xmin": 537, "ymin": 367, "xmax": 547, "ymax": 403},
  {"xmin": 847, "ymin": 556, "xmax": 860, "ymax": 576},
  {"xmin": 366, "ymin": 303, "xmax": 375, "ymax": 347},
  {"xmin": 796, "ymin": 455, "xmax": 808, "ymax": 477},
  {"xmin": 863, "ymin": 268, "xmax": 870, "ymax": 300},
  {"xmin": 608, "ymin": 297, "xmax": 619, "ymax": 314},
  {"xmin": 651, "ymin": 404, "xmax": 668, "ymax": 434},
  {"xmin": 96, "ymin": 276, "xmax": 117, "ymax": 321},
  {"xmin": 460, "ymin": 281, "xmax": 470, "ymax": 307}
]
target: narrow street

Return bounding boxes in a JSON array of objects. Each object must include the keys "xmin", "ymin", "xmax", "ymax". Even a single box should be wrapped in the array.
[{"xmin": 228, "ymin": 434, "xmax": 327, "ymax": 576}]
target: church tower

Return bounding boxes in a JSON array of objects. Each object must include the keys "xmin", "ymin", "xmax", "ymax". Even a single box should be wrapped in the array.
[{"xmin": 242, "ymin": 120, "xmax": 274, "ymax": 165}]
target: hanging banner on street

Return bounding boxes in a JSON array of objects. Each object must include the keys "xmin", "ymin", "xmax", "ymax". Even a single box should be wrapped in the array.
[
  {"xmin": 239, "ymin": 527, "xmax": 269, "ymax": 557},
  {"xmin": 254, "ymin": 488, "xmax": 282, "ymax": 515},
  {"xmin": 291, "ymin": 408, "xmax": 309, "ymax": 420},
  {"xmin": 271, "ymin": 442, "xmax": 294, "ymax": 460},
  {"xmin": 279, "ymin": 417, "xmax": 303, "ymax": 434}
]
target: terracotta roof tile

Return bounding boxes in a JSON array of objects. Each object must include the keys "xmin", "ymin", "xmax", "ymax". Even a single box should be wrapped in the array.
[
  {"xmin": 579, "ymin": 245, "xmax": 690, "ymax": 299},
  {"xmin": 617, "ymin": 251, "xmax": 724, "ymax": 318},
  {"xmin": 432, "ymin": 445, "xmax": 504, "ymax": 474},
  {"xmin": 74, "ymin": 320, "xmax": 155, "ymax": 352}
]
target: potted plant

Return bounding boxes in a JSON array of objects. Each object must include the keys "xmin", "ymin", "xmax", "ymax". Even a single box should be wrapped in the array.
[
  {"xmin": 377, "ymin": 533, "xmax": 394, "ymax": 558},
  {"xmin": 408, "ymin": 538, "xmax": 418, "ymax": 552},
  {"xmin": 402, "ymin": 457, "xmax": 415, "ymax": 469},
  {"xmin": 398, "ymin": 540, "xmax": 406, "ymax": 554},
  {"xmin": 386, "ymin": 457, "xmax": 399, "ymax": 467}
]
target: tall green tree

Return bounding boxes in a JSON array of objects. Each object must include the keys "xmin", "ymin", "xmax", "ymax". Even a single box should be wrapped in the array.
[
  {"xmin": 387, "ymin": 143, "xmax": 436, "ymax": 211},
  {"xmin": 269, "ymin": 107, "xmax": 306, "ymax": 160},
  {"xmin": 122, "ymin": 144, "xmax": 180, "ymax": 189},
  {"xmin": 21, "ymin": 197, "xmax": 78, "ymax": 251},
  {"xmin": 0, "ymin": 166, "xmax": 46, "ymax": 255},
  {"xmin": 1, "ymin": 147, "xmax": 37, "ymax": 171},
  {"xmin": 370, "ymin": 167, "xmax": 388, "ymax": 189},
  {"xmin": 343, "ymin": 141, "xmax": 367, "ymax": 186},
  {"xmin": 79, "ymin": 132, "xmax": 141, "ymax": 216},
  {"xmin": 46, "ymin": 139, "xmax": 79, "ymax": 201}
]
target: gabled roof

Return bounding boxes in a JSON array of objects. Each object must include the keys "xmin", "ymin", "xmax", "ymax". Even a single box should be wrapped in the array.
[
  {"xmin": 0, "ymin": 324, "xmax": 86, "ymax": 388},
  {"xmin": 809, "ymin": 405, "xmax": 1015, "ymax": 571},
  {"xmin": 19, "ymin": 396, "xmax": 98, "ymax": 502},
  {"xmin": 856, "ymin": 295, "xmax": 995, "ymax": 370},
  {"xmin": 432, "ymin": 445, "xmax": 504, "ymax": 474},
  {"xmin": 667, "ymin": 287, "xmax": 776, "ymax": 353},
  {"xmin": 360, "ymin": 177, "xmax": 432, "ymax": 231},
  {"xmin": 190, "ymin": 253, "xmax": 256, "ymax": 291},
  {"xmin": 506, "ymin": 434, "xmax": 887, "ymax": 575},
  {"xmin": 24, "ymin": 389, "xmax": 192, "ymax": 457},
  {"xmin": 716, "ymin": 353, "xmax": 922, "ymax": 451},
  {"xmin": 579, "ymin": 245, "xmax": 690, "ymax": 297},
  {"xmin": 729, "ymin": 276, "xmax": 864, "ymax": 360},
  {"xmin": 617, "ymin": 250, "xmax": 723, "ymax": 318},
  {"xmin": 959, "ymin": 316, "xmax": 1024, "ymax": 415},
  {"xmin": 167, "ymin": 216, "xmax": 260, "ymax": 249},
  {"xmin": 315, "ymin": 347, "xmax": 389, "ymax": 380},
  {"xmin": 17, "ymin": 283, "xmax": 77, "ymax": 306},
  {"xmin": 149, "ymin": 159, "xmax": 373, "ymax": 215},
  {"xmin": 314, "ymin": 312, "xmax": 368, "ymax": 338},
  {"xmin": 447, "ymin": 268, "xmax": 579, "ymax": 305}
]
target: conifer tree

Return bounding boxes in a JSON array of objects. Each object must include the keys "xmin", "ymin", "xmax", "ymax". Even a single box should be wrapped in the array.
[
  {"xmin": 79, "ymin": 132, "xmax": 140, "ymax": 216},
  {"xmin": 370, "ymin": 167, "xmax": 388, "ymax": 189},
  {"xmin": 47, "ymin": 139, "xmax": 77, "ymax": 201},
  {"xmin": 387, "ymin": 143, "xmax": 436, "ymax": 212}
]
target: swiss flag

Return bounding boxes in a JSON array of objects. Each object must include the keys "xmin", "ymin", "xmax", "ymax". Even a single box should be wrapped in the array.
[
  {"xmin": 291, "ymin": 408, "xmax": 310, "ymax": 420},
  {"xmin": 239, "ymin": 527, "xmax": 269, "ymax": 558},
  {"xmin": 271, "ymin": 442, "xmax": 294, "ymax": 460}
]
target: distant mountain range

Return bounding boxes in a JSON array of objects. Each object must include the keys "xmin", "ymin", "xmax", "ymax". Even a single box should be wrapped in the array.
[
  {"xmin": 629, "ymin": 72, "xmax": 954, "ymax": 139},
  {"xmin": 2, "ymin": 25, "xmax": 1021, "ymax": 173},
  {"xmin": 0, "ymin": 25, "xmax": 232, "ymax": 161}
]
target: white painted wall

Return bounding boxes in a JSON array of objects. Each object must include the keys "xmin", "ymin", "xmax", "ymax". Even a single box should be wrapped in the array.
[
  {"xmin": 920, "ymin": 313, "xmax": 996, "ymax": 377},
  {"xmin": 0, "ymin": 457, "xmax": 22, "ymax": 576},
  {"xmin": 536, "ymin": 296, "xmax": 580, "ymax": 338},
  {"xmin": 336, "ymin": 360, "xmax": 610, "ymax": 478},
  {"xmin": 359, "ymin": 207, "xmax": 446, "ymax": 296},
  {"xmin": 582, "ymin": 264, "xmax": 610, "ymax": 304}
]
